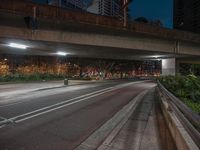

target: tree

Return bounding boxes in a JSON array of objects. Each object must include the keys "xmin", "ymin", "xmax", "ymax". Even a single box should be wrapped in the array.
[{"xmin": 134, "ymin": 17, "xmax": 149, "ymax": 23}]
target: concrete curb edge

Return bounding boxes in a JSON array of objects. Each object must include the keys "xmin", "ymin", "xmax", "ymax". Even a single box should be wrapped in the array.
[{"xmin": 75, "ymin": 89, "xmax": 149, "ymax": 150}]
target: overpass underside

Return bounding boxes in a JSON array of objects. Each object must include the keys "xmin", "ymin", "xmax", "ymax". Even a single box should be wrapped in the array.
[{"xmin": 0, "ymin": 3, "xmax": 200, "ymax": 75}]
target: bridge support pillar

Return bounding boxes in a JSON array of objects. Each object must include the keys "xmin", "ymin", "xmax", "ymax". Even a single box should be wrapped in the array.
[{"xmin": 162, "ymin": 58, "xmax": 176, "ymax": 75}]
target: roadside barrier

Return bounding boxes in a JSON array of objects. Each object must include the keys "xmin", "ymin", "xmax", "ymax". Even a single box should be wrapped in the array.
[{"xmin": 157, "ymin": 81, "xmax": 200, "ymax": 149}]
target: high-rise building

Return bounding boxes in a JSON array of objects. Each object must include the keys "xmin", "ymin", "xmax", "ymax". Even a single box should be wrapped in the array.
[
  {"xmin": 173, "ymin": 0, "xmax": 200, "ymax": 33},
  {"xmin": 87, "ymin": 0, "xmax": 99, "ymax": 14},
  {"xmin": 87, "ymin": 0, "xmax": 123, "ymax": 18},
  {"xmin": 48, "ymin": 0, "xmax": 90, "ymax": 10}
]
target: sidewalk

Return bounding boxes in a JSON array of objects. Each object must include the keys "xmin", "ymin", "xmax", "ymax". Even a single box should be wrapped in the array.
[{"xmin": 100, "ymin": 88, "xmax": 176, "ymax": 150}]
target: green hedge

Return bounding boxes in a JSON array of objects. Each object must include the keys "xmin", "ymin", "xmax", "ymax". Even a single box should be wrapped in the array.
[
  {"xmin": 0, "ymin": 74, "xmax": 67, "ymax": 82},
  {"xmin": 159, "ymin": 75, "xmax": 200, "ymax": 114},
  {"xmin": 0, "ymin": 74, "xmax": 93, "ymax": 83}
]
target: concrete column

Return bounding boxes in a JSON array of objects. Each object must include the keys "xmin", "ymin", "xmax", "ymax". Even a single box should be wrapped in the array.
[{"xmin": 162, "ymin": 58, "xmax": 176, "ymax": 75}]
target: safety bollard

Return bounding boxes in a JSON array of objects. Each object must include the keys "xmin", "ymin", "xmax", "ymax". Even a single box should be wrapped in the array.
[{"xmin": 64, "ymin": 78, "xmax": 68, "ymax": 85}]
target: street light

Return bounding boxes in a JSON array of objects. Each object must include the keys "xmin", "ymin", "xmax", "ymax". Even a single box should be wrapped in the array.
[
  {"xmin": 153, "ymin": 55, "xmax": 159, "ymax": 59},
  {"xmin": 57, "ymin": 51, "xmax": 68, "ymax": 56},
  {"xmin": 8, "ymin": 43, "xmax": 28, "ymax": 49}
]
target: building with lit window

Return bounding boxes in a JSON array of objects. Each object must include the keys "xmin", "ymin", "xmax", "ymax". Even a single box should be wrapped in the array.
[
  {"xmin": 174, "ymin": 0, "xmax": 200, "ymax": 33},
  {"xmin": 87, "ymin": 0, "xmax": 123, "ymax": 18},
  {"xmin": 47, "ymin": 0, "xmax": 92, "ymax": 10}
]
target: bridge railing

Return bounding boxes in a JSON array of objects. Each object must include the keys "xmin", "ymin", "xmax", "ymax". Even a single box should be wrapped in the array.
[
  {"xmin": 0, "ymin": 0, "xmax": 200, "ymax": 43},
  {"xmin": 0, "ymin": 0, "xmax": 123, "ymax": 27},
  {"xmin": 157, "ymin": 81, "xmax": 200, "ymax": 148}
]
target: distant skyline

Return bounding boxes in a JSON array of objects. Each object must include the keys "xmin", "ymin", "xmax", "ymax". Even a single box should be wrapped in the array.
[{"xmin": 129, "ymin": 0, "xmax": 173, "ymax": 28}]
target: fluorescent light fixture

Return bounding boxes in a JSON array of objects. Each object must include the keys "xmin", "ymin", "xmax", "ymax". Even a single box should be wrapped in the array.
[
  {"xmin": 57, "ymin": 51, "xmax": 67, "ymax": 56},
  {"xmin": 8, "ymin": 43, "xmax": 28, "ymax": 49},
  {"xmin": 153, "ymin": 55, "xmax": 159, "ymax": 58}
]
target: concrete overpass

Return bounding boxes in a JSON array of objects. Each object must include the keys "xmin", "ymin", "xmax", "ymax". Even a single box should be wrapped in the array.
[{"xmin": 0, "ymin": 0, "xmax": 200, "ymax": 75}]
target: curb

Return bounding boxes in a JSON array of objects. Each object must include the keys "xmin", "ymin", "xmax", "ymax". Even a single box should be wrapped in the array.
[
  {"xmin": 75, "ymin": 89, "xmax": 149, "ymax": 150},
  {"xmin": 0, "ymin": 80, "xmax": 100, "ymax": 85},
  {"xmin": 156, "ymin": 87, "xmax": 199, "ymax": 150}
]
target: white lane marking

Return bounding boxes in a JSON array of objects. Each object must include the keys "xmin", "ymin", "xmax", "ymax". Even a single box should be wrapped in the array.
[
  {"xmin": 3, "ymin": 87, "xmax": 114, "ymax": 122},
  {"xmin": 0, "ymin": 84, "xmax": 99, "ymax": 107},
  {"xmin": 15, "ymin": 88, "xmax": 116, "ymax": 123},
  {"xmin": 0, "ymin": 124, "xmax": 6, "ymax": 129},
  {"xmin": 0, "ymin": 116, "xmax": 15, "ymax": 126},
  {"xmin": 0, "ymin": 81, "xmax": 145, "ymax": 127}
]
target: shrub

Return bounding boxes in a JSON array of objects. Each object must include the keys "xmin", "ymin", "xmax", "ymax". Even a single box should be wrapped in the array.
[
  {"xmin": 0, "ymin": 74, "xmax": 67, "ymax": 82},
  {"xmin": 159, "ymin": 75, "xmax": 200, "ymax": 114}
]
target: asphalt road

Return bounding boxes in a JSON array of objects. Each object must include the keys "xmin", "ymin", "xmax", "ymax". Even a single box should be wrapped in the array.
[{"xmin": 0, "ymin": 80, "xmax": 156, "ymax": 150}]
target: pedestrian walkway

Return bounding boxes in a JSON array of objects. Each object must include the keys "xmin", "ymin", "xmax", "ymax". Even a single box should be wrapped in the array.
[{"xmin": 101, "ymin": 88, "xmax": 176, "ymax": 150}]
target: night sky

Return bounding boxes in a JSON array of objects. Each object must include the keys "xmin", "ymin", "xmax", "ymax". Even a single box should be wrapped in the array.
[
  {"xmin": 129, "ymin": 0, "xmax": 173, "ymax": 28},
  {"xmin": 33, "ymin": 0, "xmax": 173, "ymax": 28}
]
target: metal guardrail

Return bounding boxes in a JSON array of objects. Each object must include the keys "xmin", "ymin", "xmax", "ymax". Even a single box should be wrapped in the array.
[{"xmin": 157, "ymin": 81, "xmax": 200, "ymax": 148}]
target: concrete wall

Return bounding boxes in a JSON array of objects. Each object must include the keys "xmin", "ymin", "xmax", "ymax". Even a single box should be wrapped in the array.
[
  {"xmin": 1, "ymin": 25, "xmax": 200, "ymax": 58},
  {"xmin": 0, "ymin": 26, "xmax": 177, "ymax": 53},
  {"xmin": 179, "ymin": 41, "xmax": 200, "ymax": 56},
  {"xmin": 162, "ymin": 58, "xmax": 176, "ymax": 75},
  {"xmin": 1, "ymin": 0, "xmax": 200, "ymax": 44},
  {"xmin": 1, "ymin": 1, "xmax": 200, "ymax": 58}
]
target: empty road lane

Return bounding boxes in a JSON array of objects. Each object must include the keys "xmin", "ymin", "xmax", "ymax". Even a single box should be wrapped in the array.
[{"xmin": 0, "ymin": 80, "xmax": 155, "ymax": 150}]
